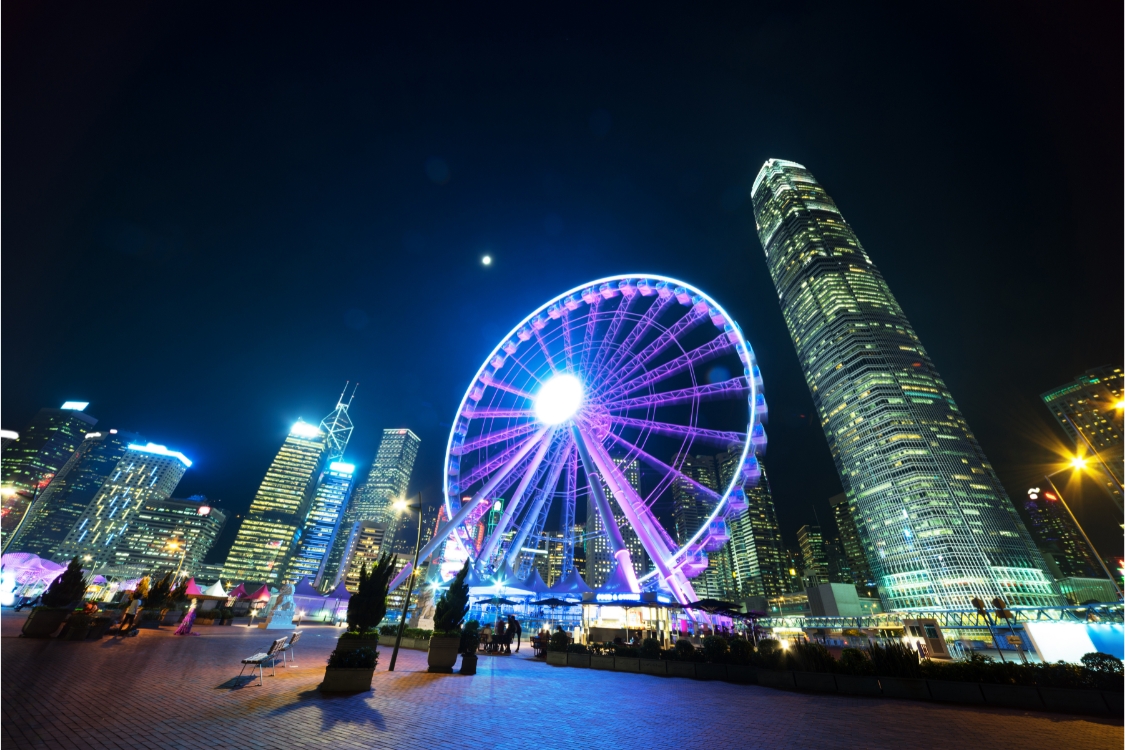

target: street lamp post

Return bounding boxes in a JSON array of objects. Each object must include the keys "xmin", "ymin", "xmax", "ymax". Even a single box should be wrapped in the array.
[
  {"xmin": 388, "ymin": 491, "xmax": 424, "ymax": 673},
  {"xmin": 1042, "ymin": 463, "xmax": 1122, "ymax": 598}
]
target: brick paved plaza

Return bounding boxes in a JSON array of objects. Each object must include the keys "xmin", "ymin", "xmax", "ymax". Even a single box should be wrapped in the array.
[{"xmin": 1, "ymin": 611, "xmax": 1120, "ymax": 750}]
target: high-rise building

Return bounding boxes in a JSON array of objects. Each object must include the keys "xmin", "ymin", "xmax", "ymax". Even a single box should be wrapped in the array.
[
  {"xmin": 340, "ymin": 521, "xmax": 388, "ymax": 592},
  {"xmin": 1041, "ymin": 366, "xmax": 1123, "ymax": 503},
  {"xmin": 55, "ymin": 442, "xmax": 191, "ymax": 567},
  {"xmin": 325, "ymin": 429, "xmax": 419, "ymax": 579},
  {"xmin": 221, "ymin": 420, "xmax": 328, "ymax": 584},
  {"xmin": 796, "ymin": 525, "xmax": 829, "ymax": 585},
  {"xmin": 1022, "ymin": 487, "xmax": 1103, "ymax": 580},
  {"xmin": 286, "ymin": 461, "xmax": 357, "ymax": 587},
  {"xmin": 1, "ymin": 403, "xmax": 98, "ymax": 549},
  {"xmin": 781, "ymin": 549, "xmax": 804, "ymax": 594},
  {"xmin": 107, "ymin": 495, "xmax": 226, "ymax": 579},
  {"xmin": 1, "ymin": 430, "xmax": 19, "ymax": 451},
  {"xmin": 585, "ymin": 456, "xmax": 650, "ymax": 587},
  {"xmin": 10, "ymin": 429, "xmax": 141, "ymax": 560},
  {"xmin": 829, "ymin": 492, "xmax": 874, "ymax": 590},
  {"xmin": 720, "ymin": 455, "xmax": 785, "ymax": 600},
  {"xmin": 752, "ymin": 158, "xmax": 1059, "ymax": 609}
]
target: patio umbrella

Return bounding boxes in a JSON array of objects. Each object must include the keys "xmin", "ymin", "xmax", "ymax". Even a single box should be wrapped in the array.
[
  {"xmin": 530, "ymin": 597, "xmax": 580, "ymax": 608},
  {"xmin": 479, "ymin": 597, "xmax": 521, "ymax": 606},
  {"xmin": 684, "ymin": 599, "xmax": 739, "ymax": 613}
]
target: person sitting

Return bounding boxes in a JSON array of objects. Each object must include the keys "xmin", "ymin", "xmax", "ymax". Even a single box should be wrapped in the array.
[{"xmin": 480, "ymin": 624, "xmax": 493, "ymax": 653}]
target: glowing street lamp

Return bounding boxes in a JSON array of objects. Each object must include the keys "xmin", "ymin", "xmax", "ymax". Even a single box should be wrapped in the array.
[
  {"xmin": 388, "ymin": 492, "xmax": 424, "ymax": 673},
  {"xmin": 1043, "ymin": 457, "xmax": 1122, "ymax": 598}
]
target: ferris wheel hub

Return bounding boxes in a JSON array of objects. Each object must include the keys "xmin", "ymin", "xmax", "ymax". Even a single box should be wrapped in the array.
[{"xmin": 534, "ymin": 373, "xmax": 584, "ymax": 425}]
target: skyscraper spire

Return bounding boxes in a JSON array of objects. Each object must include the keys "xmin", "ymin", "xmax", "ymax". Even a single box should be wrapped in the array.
[{"xmin": 319, "ymin": 382, "xmax": 356, "ymax": 461}]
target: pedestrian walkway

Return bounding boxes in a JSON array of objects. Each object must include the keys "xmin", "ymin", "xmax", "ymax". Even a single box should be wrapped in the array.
[{"xmin": 1, "ymin": 611, "xmax": 1120, "ymax": 750}]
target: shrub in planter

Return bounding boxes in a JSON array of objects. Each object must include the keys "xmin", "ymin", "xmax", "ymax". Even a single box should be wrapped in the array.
[
  {"xmin": 321, "ymin": 647, "xmax": 378, "ymax": 692},
  {"xmin": 614, "ymin": 645, "xmax": 640, "ymax": 658},
  {"xmin": 63, "ymin": 611, "xmax": 93, "ymax": 641},
  {"xmin": 348, "ymin": 552, "xmax": 395, "ymax": 637},
  {"xmin": 429, "ymin": 561, "xmax": 470, "ymax": 673},
  {"xmin": 566, "ymin": 643, "xmax": 590, "ymax": 654},
  {"xmin": 674, "ymin": 639, "xmax": 697, "ymax": 662},
  {"xmin": 379, "ymin": 624, "xmax": 398, "ymax": 636},
  {"xmin": 788, "ymin": 642, "xmax": 835, "ymax": 673},
  {"xmin": 868, "ymin": 642, "xmax": 921, "ymax": 679},
  {"xmin": 728, "ymin": 639, "xmax": 753, "ymax": 667},
  {"xmin": 701, "ymin": 636, "xmax": 730, "ymax": 664},
  {"xmin": 547, "ymin": 629, "xmax": 570, "ymax": 652},
  {"xmin": 640, "ymin": 638, "xmax": 661, "ymax": 659},
  {"xmin": 838, "ymin": 648, "xmax": 874, "ymax": 676},
  {"xmin": 752, "ymin": 639, "xmax": 784, "ymax": 669},
  {"xmin": 459, "ymin": 620, "xmax": 480, "ymax": 675}
]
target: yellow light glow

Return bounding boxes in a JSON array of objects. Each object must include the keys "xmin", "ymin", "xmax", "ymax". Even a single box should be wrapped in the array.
[
  {"xmin": 392, "ymin": 497, "xmax": 409, "ymax": 513},
  {"xmin": 1070, "ymin": 456, "xmax": 1087, "ymax": 471}
]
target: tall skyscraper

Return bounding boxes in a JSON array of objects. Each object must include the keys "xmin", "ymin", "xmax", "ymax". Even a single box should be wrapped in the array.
[
  {"xmin": 221, "ymin": 420, "xmax": 328, "ymax": 584},
  {"xmin": 1041, "ymin": 366, "xmax": 1123, "ymax": 504},
  {"xmin": 829, "ymin": 491, "xmax": 874, "ymax": 591},
  {"xmin": 585, "ymin": 456, "xmax": 649, "ymax": 588},
  {"xmin": 1022, "ymin": 487, "xmax": 1103, "ymax": 580},
  {"xmin": 339, "ymin": 521, "xmax": 388, "ymax": 592},
  {"xmin": 10, "ymin": 429, "xmax": 141, "ymax": 560},
  {"xmin": 722, "ymin": 458, "xmax": 785, "ymax": 600},
  {"xmin": 752, "ymin": 158, "xmax": 1059, "ymax": 609},
  {"xmin": 286, "ymin": 460, "xmax": 356, "ymax": 587},
  {"xmin": 1, "ymin": 402, "xmax": 98, "ymax": 549},
  {"xmin": 108, "ymin": 495, "xmax": 226, "ymax": 578},
  {"xmin": 670, "ymin": 452, "xmax": 736, "ymax": 599},
  {"xmin": 796, "ymin": 525, "xmax": 829, "ymax": 584},
  {"xmin": 324, "ymin": 428, "xmax": 419, "ymax": 582},
  {"xmin": 56, "ymin": 442, "xmax": 191, "ymax": 567}
]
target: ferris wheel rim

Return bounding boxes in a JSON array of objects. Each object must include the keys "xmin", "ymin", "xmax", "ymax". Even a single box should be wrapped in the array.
[{"xmin": 442, "ymin": 272, "xmax": 759, "ymax": 580}]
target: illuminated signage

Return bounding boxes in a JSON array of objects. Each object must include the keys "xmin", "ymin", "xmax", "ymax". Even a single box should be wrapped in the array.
[
  {"xmin": 329, "ymin": 461, "xmax": 355, "ymax": 474},
  {"xmin": 198, "ymin": 506, "xmax": 211, "ymax": 516},
  {"xmin": 290, "ymin": 421, "xmax": 322, "ymax": 438}
]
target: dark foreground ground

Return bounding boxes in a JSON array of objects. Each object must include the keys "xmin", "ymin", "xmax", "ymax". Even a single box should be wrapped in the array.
[{"xmin": 1, "ymin": 610, "xmax": 1120, "ymax": 750}]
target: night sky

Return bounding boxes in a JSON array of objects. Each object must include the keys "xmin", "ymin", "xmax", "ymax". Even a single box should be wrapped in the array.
[{"xmin": 4, "ymin": 3, "xmax": 1121, "ymax": 560}]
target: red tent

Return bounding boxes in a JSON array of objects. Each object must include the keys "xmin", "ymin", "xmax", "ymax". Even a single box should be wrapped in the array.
[
  {"xmin": 246, "ymin": 584, "xmax": 271, "ymax": 601},
  {"xmin": 227, "ymin": 583, "xmax": 248, "ymax": 599},
  {"xmin": 183, "ymin": 578, "xmax": 205, "ymax": 597}
]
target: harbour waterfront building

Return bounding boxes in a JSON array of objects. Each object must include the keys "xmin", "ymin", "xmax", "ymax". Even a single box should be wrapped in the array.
[
  {"xmin": 221, "ymin": 421, "xmax": 328, "ymax": 584},
  {"xmin": 286, "ymin": 460, "xmax": 357, "ymax": 587},
  {"xmin": 1041, "ymin": 366, "xmax": 1123, "ymax": 504},
  {"xmin": 752, "ymin": 158, "xmax": 1060, "ymax": 609},
  {"xmin": 55, "ymin": 442, "xmax": 192, "ymax": 568},
  {"xmin": 108, "ymin": 495, "xmax": 227, "ymax": 579},
  {"xmin": 325, "ymin": 429, "xmax": 419, "ymax": 581},
  {"xmin": 1, "ymin": 403, "xmax": 98, "ymax": 548},
  {"xmin": 10, "ymin": 429, "xmax": 141, "ymax": 560}
]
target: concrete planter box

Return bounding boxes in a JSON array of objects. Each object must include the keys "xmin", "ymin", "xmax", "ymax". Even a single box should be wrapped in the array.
[
  {"xmin": 725, "ymin": 665, "xmax": 756, "ymax": 684},
  {"xmin": 459, "ymin": 654, "xmax": 478, "ymax": 675},
  {"xmin": 378, "ymin": 635, "xmax": 396, "ymax": 647},
  {"xmin": 1101, "ymin": 691, "xmax": 1121, "ymax": 714},
  {"xmin": 1038, "ymin": 687, "xmax": 1112, "ymax": 716},
  {"xmin": 567, "ymin": 653, "xmax": 591, "ymax": 668},
  {"xmin": 667, "ymin": 661, "xmax": 697, "ymax": 679},
  {"xmin": 319, "ymin": 667, "xmax": 374, "ymax": 692},
  {"xmin": 639, "ymin": 659, "xmax": 667, "ymax": 676},
  {"xmin": 546, "ymin": 651, "xmax": 568, "ymax": 666},
  {"xmin": 793, "ymin": 671, "xmax": 836, "ymax": 693},
  {"xmin": 613, "ymin": 657, "xmax": 640, "ymax": 673},
  {"xmin": 694, "ymin": 663, "xmax": 728, "ymax": 681},
  {"xmin": 756, "ymin": 669, "xmax": 797, "ymax": 690},
  {"xmin": 591, "ymin": 655, "xmax": 615, "ymax": 671},
  {"xmin": 336, "ymin": 638, "xmax": 381, "ymax": 654},
  {"xmin": 377, "ymin": 635, "xmax": 427, "ymax": 649},
  {"xmin": 879, "ymin": 677, "xmax": 931, "ymax": 701},
  {"xmin": 927, "ymin": 680, "xmax": 984, "ymax": 704},
  {"xmin": 833, "ymin": 674, "xmax": 882, "ymax": 697},
  {"xmin": 427, "ymin": 635, "xmax": 461, "ymax": 673},
  {"xmin": 979, "ymin": 683, "xmax": 1044, "ymax": 710},
  {"xmin": 21, "ymin": 608, "xmax": 70, "ymax": 638}
]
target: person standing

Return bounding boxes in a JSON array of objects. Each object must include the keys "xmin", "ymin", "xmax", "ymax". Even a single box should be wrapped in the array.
[
  {"xmin": 508, "ymin": 615, "xmax": 522, "ymax": 654},
  {"xmin": 118, "ymin": 594, "xmax": 142, "ymax": 634},
  {"xmin": 495, "ymin": 619, "xmax": 507, "ymax": 655}
]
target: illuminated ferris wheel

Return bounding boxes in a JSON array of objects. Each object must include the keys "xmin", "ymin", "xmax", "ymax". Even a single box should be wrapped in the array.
[{"xmin": 395, "ymin": 275, "xmax": 765, "ymax": 606}]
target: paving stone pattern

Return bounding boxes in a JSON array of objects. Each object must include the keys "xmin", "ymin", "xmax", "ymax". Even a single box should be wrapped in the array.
[{"xmin": 1, "ymin": 612, "xmax": 1121, "ymax": 750}]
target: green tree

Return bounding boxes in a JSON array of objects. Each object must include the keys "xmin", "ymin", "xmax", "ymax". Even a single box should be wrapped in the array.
[
  {"xmin": 433, "ymin": 561, "xmax": 470, "ymax": 635},
  {"xmin": 41, "ymin": 557, "xmax": 88, "ymax": 609},
  {"xmin": 132, "ymin": 576, "xmax": 150, "ymax": 601},
  {"xmin": 148, "ymin": 571, "xmax": 174, "ymax": 614},
  {"xmin": 347, "ymin": 551, "xmax": 395, "ymax": 636}
]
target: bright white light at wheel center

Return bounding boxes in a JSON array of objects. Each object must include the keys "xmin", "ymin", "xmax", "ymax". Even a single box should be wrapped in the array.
[{"xmin": 535, "ymin": 374, "xmax": 584, "ymax": 425}]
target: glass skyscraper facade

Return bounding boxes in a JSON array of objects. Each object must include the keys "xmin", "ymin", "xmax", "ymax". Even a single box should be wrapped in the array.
[
  {"xmin": 752, "ymin": 158, "xmax": 1059, "ymax": 610},
  {"xmin": 1, "ymin": 403, "xmax": 98, "ymax": 549},
  {"xmin": 1041, "ymin": 366, "xmax": 1123, "ymax": 505},
  {"xmin": 221, "ymin": 421, "xmax": 328, "ymax": 584},
  {"xmin": 285, "ymin": 460, "xmax": 356, "ymax": 587},
  {"xmin": 584, "ymin": 456, "xmax": 649, "ymax": 588},
  {"xmin": 56, "ymin": 442, "xmax": 191, "ymax": 567},
  {"xmin": 9, "ymin": 429, "xmax": 140, "ymax": 560},
  {"xmin": 720, "ymin": 456, "xmax": 785, "ymax": 600},
  {"xmin": 109, "ymin": 495, "xmax": 227, "ymax": 579}
]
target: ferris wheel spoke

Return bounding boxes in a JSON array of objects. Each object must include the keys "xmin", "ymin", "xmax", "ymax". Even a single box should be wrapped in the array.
[
  {"xmin": 453, "ymin": 422, "xmax": 540, "ymax": 456},
  {"xmin": 588, "ymin": 289, "xmax": 639, "ymax": 375},
  {"xmin": 604, "ymin": 431, "xmax": 722, "ymax": 505},
  {"xmin": 533, "ymin": 326, "xmax": 560, "ymax": 376},
  {"xmin": 483, "ymin": 377, "xmax": 537, "ymax": 402},
  {"xmin": 600, "ymin": 306, "xmax": 706, "ymax": 389},
  {"xmin": 505, "ymin": 441, "xmax": 572, "ymax": 569},
  {"xmin": 560, "ymin": 310, "xmax": 575, "ymax": 372},
  {"xmin": 463, "ymin": 408, "xmax": 536, "ymax": 420},
  {"xmin": 601, "ymin": 295, "xmax": 672, "ymax": 380},
  {"xmin": 609, "ymin": 415, "xmax": 745, "ymax": 447},
  {"xmin": 604, "ymin": 377, "xmax": 751, "ymax": 412},
  {"xmin": 600, "ymin": 336, "xmax": 730, "ymax": 402},
  {"xmin": 577, "ymin": 300, "xmax": 601, "ymax": 378},
  {"xmin": 571, "ymin": 425, "xmax": 640, "ymax": 592},
  {"xmin": 457, "ymin": 427, "xmax": 549, "ymax": 492},
  {"xmin": 477, "ymin": 430, "xmax": 557, "ymax": 566}
]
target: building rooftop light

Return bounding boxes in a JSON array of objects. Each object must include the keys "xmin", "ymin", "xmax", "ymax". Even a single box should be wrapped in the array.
[{"xmin": 128, "ymin": 442, "xmax": 192, "ymax": 467}]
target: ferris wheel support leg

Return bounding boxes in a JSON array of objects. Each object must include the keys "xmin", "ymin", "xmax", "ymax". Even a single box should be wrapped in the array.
[
  {"xmin": 388, "ymin": 426, "xmax": 551, "ymax": 591},
  {"xmin": 570, "ymin": 425, "xmax": 639, "ymax": 593},
  {"xmin": 505, "ymin": 443, "xmax": 571, "ymax": 571}
]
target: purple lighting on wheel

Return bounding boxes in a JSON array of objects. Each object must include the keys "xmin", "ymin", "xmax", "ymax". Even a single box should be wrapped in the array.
[{"xmin": 398, "ymin": 274, "xmax": 766, "ymax": 607}]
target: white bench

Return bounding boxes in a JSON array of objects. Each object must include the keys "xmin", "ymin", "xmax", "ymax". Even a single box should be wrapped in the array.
[
  {"xmin": 277, "ymin": 631, "xmax": 303, "ymax": 668},
  {"xmin": 239, "ymin": 637, "xmax": 287, "ymax": 685}
]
